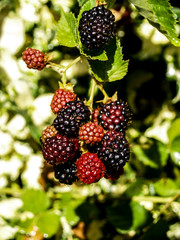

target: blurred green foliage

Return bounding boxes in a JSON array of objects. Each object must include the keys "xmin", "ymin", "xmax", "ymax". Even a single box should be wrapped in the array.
[{"xmin": 0, "ymin": 0, "xmax": 180, "ymax": 239}]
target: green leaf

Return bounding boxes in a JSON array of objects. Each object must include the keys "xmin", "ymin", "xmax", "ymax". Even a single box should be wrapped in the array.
[
  {"xmin": 168, "ymin": 118, "xmax": 180, "ymax": 145},
  {"xmin": 79, "ymin": 43, "xmax": 108, "ymax": 61},
  {"xmin": 77, "ymin": 0, "xmax": 88, "ymax": 7},
  {"xmin": 106, "ymin": 201, "xmax": 152, "ymax": 233},
  {"xmin": 141, "ymin": 219, "xmax": 169, "ymax": 240},
  {"xmin": 125, "ymin": 178, "xmax": 145, "ymax": 197},
  {"xmin": 36, "ymin": 211, "xmax": 60, "ymax": 238},
  {"xmin": 107, "ymin": 0, "xmax": 116, "ymax": 9},
  {"xmin": 132, "ymin": 143, "xmax": 161, "ymax": 169},
  {"xmin": 154, "ymin": 178, "xmax": 178, "ymax": 197},
  {"xmin": 89, "ymin": 37, "xmax": 129, "ymax": 82},
  {"xmin": 170, "ymin": 136, "xmax": 180, "ymax": 167},
  {"xmin": 56, "ymin": 7, "xmax": 78, "ymax": 48},
  {"xmin": 129, "ymin": 0, "xmax": 180, "ymax": 46},
  {"xmin": 22, "ymin": 189, "xmax": 50, "ymax": 215},
  {"xmin": 78, "ymin": 0, "xmax": 96, "ymax": 22}
]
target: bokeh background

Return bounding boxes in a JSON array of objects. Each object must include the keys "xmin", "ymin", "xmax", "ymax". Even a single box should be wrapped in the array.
[{"xmin": 0, "ymin": 0, "xmax": 180, "ymax": 239}]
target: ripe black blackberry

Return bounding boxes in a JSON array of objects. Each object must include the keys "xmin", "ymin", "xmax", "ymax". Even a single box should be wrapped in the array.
[
  {"xmin": 98, "ymin": 100, "xmax": 132, "ymax": 132},
  {"xmin": 54, "ymin": 160, "xmax": 78, "ymax": 185},
  {"xmin": 53, "ymin": 100, "xmax": 90, "ymax": 137},
  {"xmin": 78, "ymin": 5, "xmax": 115, "ymax": 49},
  {"xmin": 104, "ymin": 167, "xmax": 124, "ymax": 181},
  {"xmin": 42, "ymin": 134, "xmax": 80, "ymax": 165},
  {"xmin": 93, "ymin": 131, "xmax": 130, "ymax": 172}
]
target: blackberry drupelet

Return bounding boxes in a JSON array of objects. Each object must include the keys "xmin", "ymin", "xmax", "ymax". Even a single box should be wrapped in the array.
[
  {"xmin": 41, "ymin": 125, "xmax": 58, "ymax": 143},
  {"xmin": 22, "ymin": 48, "xmax": 46, "ymax": 70},
  {"xmin": 42, "ymin": 134, "xmax": 79, "ymax": 165},
  {"xmin": 54, "ymin": 160, "xmax": 78, "ymax": 185},
  {"xmin": 79, "ymin": 122, "xmax": 104, "ymax": 144},
  {"xmin": 53, "ymin": 100, "xmax": 90, "ymax": 137},
  {"xmin": 78, "ymin": 5, "xmax": 115, "ymax": 49},
  {"xmin": 50, "ymin": 88, "xmax": 76, "ymax": 114},
  {"xmin": 98, "ymin": 100, "xmax": 132, "ymax": 132},
  {"xmin": 93, "ymin": 131, "xmax": 130, "ymax": 172},
  {"xmin": 76, "ymin": 152, "xmax": 106, "ymax": 184}
]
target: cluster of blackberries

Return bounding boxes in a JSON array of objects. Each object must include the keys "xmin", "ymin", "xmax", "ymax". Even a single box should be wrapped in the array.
[
  {"xmin": 79, "ymin": 5, "xmax": 115, "ymax": 49},
  {"xmin": 41, "ymin": 88, "xmax": 132, "ymax": 185}
]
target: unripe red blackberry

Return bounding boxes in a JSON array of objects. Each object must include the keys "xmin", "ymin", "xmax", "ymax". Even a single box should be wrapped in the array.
[
  {"xmin": 50, "ymin": 89, "xmax": 76, "ymax": 114},
  {"xmin": 42, "ymin": 134, "xmax": 80, "ymax": 165},
  {"xmin": 98, "ymin": 100, "xmax": 132, "ymax": 132},
  {"xmin": 79, "ymin": 122, "xmax": 104, "ymax": 144},
  {"xmin": 54, "ymin": 160, "xmax": 78, "ymax": 185},
  {"xmin": 53, "ymin": 100, "xmax": 90, "ymax": 137},
  {"xmin": 76, "ymin": 152, "xmax": 105, "ymax": 184},
  {"xmin": 93, "ymin": 131, "xmax": 130, "ymax": 172},
  {"xmin": 41, "ymin": 126, "xmax": 58, "ymax": 143},
  {"xmin": 22, "ymin": 48, "xmax": 46, "ymax": 70},
  {"xmin": 92, "ymin": 108, "xmax": 100, "ymax": 123},
  {"xmin": 78, "ymin": 5, "xmax": 115, "ymax": 49}
]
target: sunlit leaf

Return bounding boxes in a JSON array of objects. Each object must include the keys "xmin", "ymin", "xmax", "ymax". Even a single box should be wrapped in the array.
[
  {"xmin": 154, "ymin": 178, "xmax": 178, "ymax": 197},
  {"xmin": 36, "ymin": 211, "xmax": 60, "ymax": 238},
  {"xmin": 57, "ymin": 7, "xmax": 78, "ymax": 48},
  {"xmin": 129, "ymin": 0, "xmax": 180, "ymax": 46},
  {"xmin": 170, "ymin": 136, "xmax": 180, "ymax": 167},
  {"xmin": 168, "ymin": 118, "xmax": 180, "ymax": 145},
  {"xmin": 22, "ymin": 189, "xmax": 50, "ymax": 215}
]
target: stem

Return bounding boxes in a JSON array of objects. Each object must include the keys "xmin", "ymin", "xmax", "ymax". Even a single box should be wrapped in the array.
[
  {"xmin": 87, "ymin": 78, "xmax": 97, "ymax": 108},
  {"xmin": 64, "ymin": 56, "xmax": 81, "ymax": 72},
  {"xmin": 46, "ymin": 56, "xmax": 81, "ymax": 87},
  {"xmin": 132, "ymin": 196, "xmax": 174, "ymax": 203},
  {"xmin": 153, "ymin": 191, "xmax": 180, "ymax": 223},
  {"xmin": 97, "ymin": 83, "xmax": 109, "ymax": 103}
]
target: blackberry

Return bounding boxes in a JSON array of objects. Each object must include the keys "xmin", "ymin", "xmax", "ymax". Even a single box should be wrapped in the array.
[
  {"xmin": 104, "ymin": 167, "xmax": 124, "ymax": 181},
  {"xmin": 50, "ymin": 88, "xmax": 76, "ymax": 114},
  {"xmin": 93, "ymin": 131, "xmax": 130, "ymax": 172},
  {"xmin": 92, "ymin": 108, "xmax": 100, "ymax": 123},
  {"xmin": 41, "ymin": 125, "xmax": 58, "ymax": 143},
  {"xmin": 98, "ymin": 100, "xmax": 132, "ymax": 132},
  {"xmin": 78, "ymin": 5, "xmax": 115, "ymax": 49},
  {"xmin": 76, "ymin": 152, "xmax": 105, "ymax": 184},
  {"xmin": 53, "ymin": 100, "xmax": 90, "ymax": 137},
  {"xmin": 22, "ymin": 48, "xmax": 46, "ymax": 70},
  {"xmin": 54, "ymin": 160, "xmax": 78, "ymax": 185},
  {"xmin": 42, "ymin": 134, "xmax": 79, "ymax": 165},
  {"xmin": 79, "ymin": 122, "xmax": 104, "ymax": 144}
]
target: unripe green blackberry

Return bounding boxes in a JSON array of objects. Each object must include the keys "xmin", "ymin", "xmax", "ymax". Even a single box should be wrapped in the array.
[
  {"xmin": 78, "ymin": 5, "xmax": 115, "ymax": 49},
  {"xmin": 79, "ymin": 122, "xmax": 104, "ymax": 144},
  {"xmin": 53, "ymin": 100, "xmax": 90, "ymax": 137},
  {"xmin": 42, "ymin": 134, "xmax": 80, "ymax": 165},
  {"xmin": 76, "ymin": 152, "xmax": 106, "ymax": 184},
  {"xmin": 54, "ymin": 160, "xmax": 78, "ymax": 185},
  {"xmin": 98, "ymin": 100, "xmax": 132, "ymax": 132},
  {"xmin": 41, "ymin": 126, "xmax": 58, "ymax": 143},
  {"xmin": 50, "ymin": 88, "xmax": 76, "ymax": 114},
  {"xmin": 22, "ymin": 48, "xmax": 46, "ymax": 70}
]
